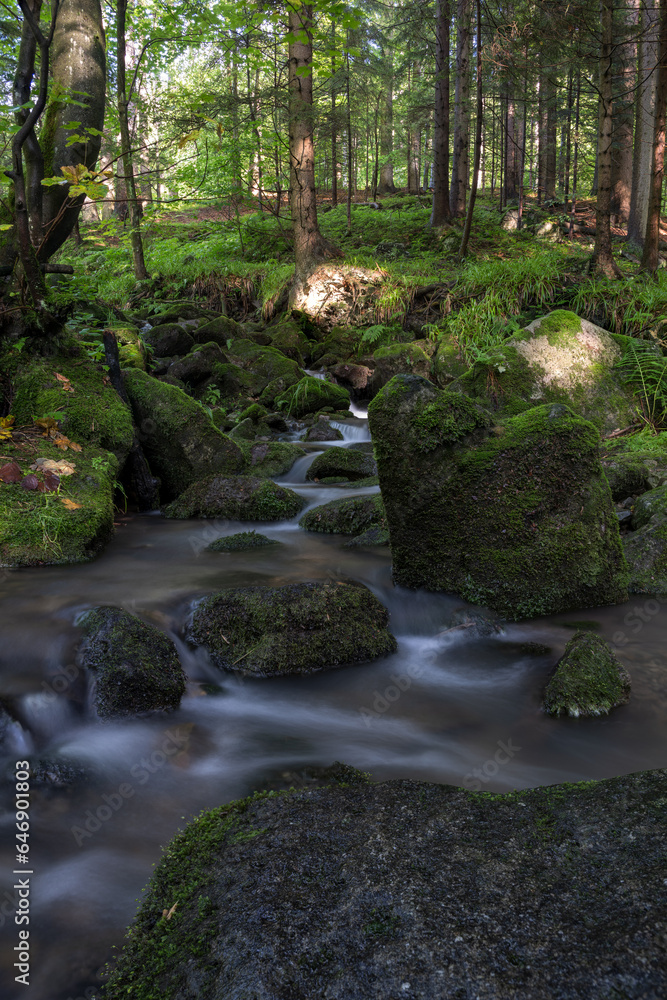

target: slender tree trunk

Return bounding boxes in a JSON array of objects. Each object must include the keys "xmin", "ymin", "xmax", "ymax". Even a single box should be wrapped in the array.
[
  {"xmin": 331, "ymin": 22, "xmax": 338, "ymax": 207},
  {"xmin": 592, "ymin": 0, "xmax": 623, "ymax": 277},
  {"xmin": 346, "ymin": 42, "xmax": 352, "ymax": 231},
  {"xmin": 459, "ymin": 0, "xmax": 482, "ymax": 259},
  {"xmin": 569, "ymin": 69, "xmax": 581, "ymax": 238},
  {"xmin": 628, "ymin": 0, "xmax": 659, "ymax": 249},
  {"xmin": 641, "ymin": 0, "xmax": 667, "ymax": 273},
  {"xmin": 117, "ymin": 0, "xmax": 148, "ymax": 280},
  {"xmin": 430, "ymin": 0, "xmax": 452, "ymax": 225},
  {"xmin": 610, "ymin": 0, "xmax": 636, "ymax": 224},
  {"xmin": 564, "ymin": 66, "xmax": 573, "ymax": 212},
  {"xmin": 377, "ymin": 47, "xmax": 395, "ymax": 194},
  {"xmin": 450, "ymin": 0, "xmax": 471, "ymax": 217}
]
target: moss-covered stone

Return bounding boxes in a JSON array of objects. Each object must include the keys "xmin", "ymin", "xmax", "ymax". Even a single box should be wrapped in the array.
[
  {"xmin": 543, "ymin": 630, "xmax": 631, "ymax": 717},
  {"xmin": 193, "ymin": 315, "xmax": 245, "ymax": 347},
  {"xmin": 368, "ymin": 375, "xmax": 629, "ymax": 620},
  {"xmin": 227, "ymin": 340, "xmax": 304, "ymax": 392},
  {"xmin": 299, "ymin": 494, "xmax": 385, "ymax": 534},
  {"xmin": 304, "ymin": 418, "xmax": 345, "ymax": 442},
  {"xmin": 235, "ymin": 441, "xmax": 306, "ymax": 478},
  {"xmin": 143, "ymin": 323, "xmax": 194, "ymax": 358},
  {"xmin": 456, "ymin": 311, "xmax": 636, "ymax": 434},
  {"xmin": 8, "ymin": 351, "xmax": 134, "ymax": 464},
  {"xmin": 76, "ymin": 606, "xmax": 186, "ymax": 718},
  {"xmin": 631, "ymin": 485, "xmax": 667, "ymax": 530},
  {"xmin": 431, "ymin": 336, "xmax": 470, "ymax": 388},
  {"xmin": 306, "ymin": 448, "xmax": 377, "ymax": 482},
  {"xmin": 310, "ymin": 325, "xmax": 361, "ymax": 364},
  {"xmin": 123, "ymin": 369, "xmax": 245, "ymax": 501},
  {"xmin": 601, "ymin": 433, "xmax": 667, "ymax": 500},
  {"xmin": 267, "ymin": 318, "xmax": 312, "ymax": 366},
  {"xmin": 344, "ymin": 525, "xmax": 390, "ymax": 547},
  {"xmin": 228, "ymin": 417, "xmax": 257, "ymax": 441},
  {"xmin": 101, "ymin": 769, "xmax": 667, "ymax": 1000},
  {"xmin": 207, "ymin": 531, "xmax": 281, "ymax": 552},
  {"xmin": 168, "ymin": 342, "xmax": 227, "ymax": 392},
  {"xmin": 370, "ymin": 342, "xmax": 432, "ymax": 396},
  {"xmin": 186, "ymin": 580, "xmax": 397, "ymax": 676},
  {"xmin": 623, "ymin": 513, "xmax": 667, "ymax": 593},
  {"xmin": 164, "ymin": 475, "xmax": 306, "ymax": 520},
  {"xmin": 275, "ymin": 376, "xmax": 350, "ymax": 418}
]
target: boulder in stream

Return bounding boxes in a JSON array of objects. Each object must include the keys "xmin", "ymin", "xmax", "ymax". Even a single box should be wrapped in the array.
[
  {"xmin": 299, "ymin": 493, "xmax": 385, "ymax": 535},
  {"xmin": 543, "ymin": 630, "xmax": 631, "ymax": 717},
  {"xmin": 368, "ymin": 375, "xmax": 629, "ymax": 619},
  {"xmin": 306, "ymin": 447, "xmax": 377, "ymax": 482},
  {"xmin": 77, "ymin": 606, "xmax": 186, "ymax": 718},
  {"xmin": 101, "ymin": 768, "xmax": 667, "ymax": 1000},
  {"xmin": 186, "ymin": 580, "xmax": 397, "ymax": 676},
  {"xmin": 123, "ymin": 370, "xmax": 245, "ymax": 501},
  {"xmin": 207, "ymin": 531, "xmax": 281, "ymax": 552},
  {"xmin": 623, "ymin": 513, "xmax": 667, "ymax": 594},
  {"xmin": 165, "ymin": 475, "xmax": 306, "ymax": 520},
  {"xmin": 275, "ymin": 375, "xmax": 350, "ymax": 417}
]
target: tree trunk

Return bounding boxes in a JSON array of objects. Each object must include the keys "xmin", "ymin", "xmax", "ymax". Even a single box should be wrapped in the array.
[
  {"xmin": 117, "ymin": 0, "xmax": 148, "ymax": 281},
  {"xmin": 592, "ymin": 0, "xmax": 623, "ymax": 278},
  {"xmin": 641, "ymin": 0, "xmax": 667, "ymax": 273},
  {"xmin": 288, "ymin": 4, "xmax": 336, "ymax": 295},
  {"xmin": 377, "ymin": 48, "xmax": 395, "ymax": 194},
  {"xmin": 430, "ymin": 0, "xmax": 451, "ymax": 226},
  {"xmin": 331, "ymin": 22, "xmax": 338, "ymax": 207},
  {"xmin": 459, "ymin": 0, "xmax": 482, "ymax": 259},
  {"xmin": 628, "ymin": 0, "xmax": 659, "ymax": 249},
  {"xmin": 450, "ymin": 0, "xmax": 472, "ymax": 216},
  {"xmin": 610, "ymin": 0, "xmax": 637, "ymax": 224}
]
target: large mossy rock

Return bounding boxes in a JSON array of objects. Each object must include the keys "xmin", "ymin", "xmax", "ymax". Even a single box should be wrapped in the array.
[
  {"xmin": 143, "ymin": 323, "xmax": 194, "ymax": 358},
  {"xmin": 624, "ymin": 513, "xmax": 667, "ymax": 593},
  {"xmin": 102, "ymin": 768, "xmax": 667, "ymax": 1000},
  {"xmin": 123, "ymin": 369, "xmax": 245, "ymax": 501},
  {"xmin": 267, "ymin": 317, "xmax": 312, "ymax": 365},
  {"xmin": 306, "ymin": 447, "xmax": 377, "ymax": 482},
  {"xmin": 164, "ymin": 475, "xmax": 305, "ymax": 520},
  {"xmin": 368, "ymin": 375, "xmax": 628, "ymax": 619},
  {"xmin": 455, "ymin": 310, "xmax": 636, "ymax": 434},
  {"xmin": 299, "ymin": 494, "xmax": 385, "ymax": 534},
  {"xmin": 310, "ymin": 325, "xmax": 361, "ymax": 363},
  {"xmin": 631, "ymin": 485, "xmax": 667, "ymax": 530},
  {"xmin": 168, "ymin": 342, "xmax": 227, "ymax": 393},
  {"xmin": 543, "ymin": 630, "xmax": 631, "ymax": 717},
  {"xmin": 601, "ymin": 434, "xmax": 667, "ymax": 501},
  {"xmin": 275, "ymin": 375, "xmax": 350, "ymax": 418},
  {"xmin": 431, "ymin": 335, "xmax": 470, "ymax": 388},
  {"xmin": 236, "ymin": 441, "xmax": 306, "ymax": 478},
  {"xmin": 186, "ymin": 581, "xmax": 397, "ymax": 676},
  {"xmin": 369, "ymin": 342, "xmax": 432, "ymax": 396},
  {"xmin": 192, "ymin": 315, "xmax": 246, "ymax": 347},
  {"xmin": 77, "ymin": 606, "xmax": 186, "ymax": 718}
]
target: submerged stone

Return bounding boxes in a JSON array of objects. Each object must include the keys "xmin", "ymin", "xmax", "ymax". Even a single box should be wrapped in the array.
[
  {"xmin": 207, "ymin": 531, "xmax": 281, "ymax": 552},
  {"xmin": 543, "ymin": 630, "xmax": 631, "ymax": 717},
  {"xmin": 368, "ymin": 374, "xmax": 628, "ymax": 620},
  {"xmin": 164, "ymin": 475, "xmax": 305, "ymax": 521},
  {"xmin": 101, "ymin": 769, "xmax": 667, "ymax": 1000},
  {"xmin": 186, "ymin": 581, "xmax": 397, "ymax": 676},
  {"xmin": 77, "ymin": 606, "xmax": 186, "ymax": 718}
]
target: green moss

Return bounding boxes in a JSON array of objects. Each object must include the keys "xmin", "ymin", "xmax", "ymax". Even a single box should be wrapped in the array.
[
  {"xmin": 624, "ymin": 513, "xmax": 667, "ymax": 593},
  {"xmin": 207, "ymin": 530, "xmax": 282, "ymax": 552},
  {"xmin": 186, "ymin": 581, "xmax": 397, "ymax": 676},
  {"xmin": 275, "ymin": 376, "xmax": 350, "ymax": 418},
  {"xmin": 543, "ymin": 631, "xmax": 631, "ymax": 717},
  {"xmin": 306, "ymin": 447, "xmax": 376, "ymax": 482},
  {"xmin": 164, "ymin": 475, "xmax": 306, "ymax": 521},
  {"xmin": 236, "ymin": 440, "xmax": 306, "ymax": 478},
  {"xmin": 529, "ymin": 309, "xmax": 584, "ymax": 345},
  {"xmin": 299, "ymin": 494, "xmax": 385, "ymax": 535}
]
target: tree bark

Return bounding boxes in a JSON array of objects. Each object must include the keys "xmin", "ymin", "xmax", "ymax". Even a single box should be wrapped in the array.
[
  {"xmin": 377, "ymin": 47, "xmax": 395, "ymax": 194},
  {"xmin": 628, "ymin": 0, "xmax": 659, "ymax": 249},
  {"xmin": 592, "ymin": 0, "xmax": 623, "ymax": 278},
  {"xmin": 117, "ymin": 0, "xmax": 148, "ymax": 281},
  {"xmin": 459, "ymin": 0, "xmax": 482, "ymax": 260},
  {"xmin": 610, "ymin": 0, "xmax": 637, "ymax": 224},
  {"xmin": 641, "ymin": 0, "xmax": 667, "ymax": 273},
  {"xmin": 450, "ymin": 0, "xmax": 471, "ymax": 217},
  {"xmin": 430, "ymin": 0, "xmax": 451, "ymax": 226}
]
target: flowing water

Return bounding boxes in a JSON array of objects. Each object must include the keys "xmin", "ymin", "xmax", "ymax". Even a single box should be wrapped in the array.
[{"xmin": 1, "ymin": 411, "xmax": 666, "ymax": 999}]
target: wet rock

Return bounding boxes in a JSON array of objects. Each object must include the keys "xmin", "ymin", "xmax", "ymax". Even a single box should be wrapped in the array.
[
  {"xmin": 304, "ymin": 418, "xmax": 345, "ymax": 442},
  {"xmin": 102, "ymin": 769, "xmax": 667, "ymax": 1000},
  {"xmin": 331, "ymin": 362, "xmax": 372, "ymax": 393},
  {"xmin": 368, "ymin": 375, "xmax": 628, "ymax": 620},
  {"xmin": 306, "ymin": 447, "xmax": 377, "ymax": 482},
  {"xmin": 624, "ymin": 513, "xmax": 667, "ymax": 594},
  {"xmin": 310, "ymin": 325, "xmax": 361, "ymax": 364},
  {"xmin": 343, "ymin": 525, "xmax": 390, "ymax": 547},
  {"xmin": 186, "ymin": 580, "xmax": 397, "ymax": 676},
  {"xmin": 601, "ymin": 444, "xmax": 667, "ymax": 501},
  {"xmin": 143, "ymin": 323, "xmax": 194, "ymax": 358},
  {"xmin": 455, "ymin": 310, "xmax": 636, "ymax": 434},
  {"xmin": 123, "ymin": 369, "xmax": 245, "ymax": 501},
  {"xmin": 236, "ymin": 441, "xmax": 305, "ymax": 478},
  {"xmin": 543, "ymin": 630, "xmax": 631, "ymax": 717},
  {"xmin": 631, "ymin": 485, "xmax": 667, "ymax": 530},
  {"xmin": 228, "ymin": 417, "xmax": 256, "ymax": 441},
  {"xmin": 207, "ymin": 531, "xmax": 282, "ymax": 552},
  {"xmin": 300, "ymin": 494, "xmax": 385, "ymax": 535},
  {"xmin": 168, "ymin": 342, "xmax": 227, "ymax": 390},
  {"xmin": 444, "ymin": 609, "xmax": 504, "ymax": 638},
  {"xmin": 164, "ymin": 475, "xmax": 306, "ymax": 521},
  {"xmin": 77, "ymin": 606, "xmax": 186, "ymax": 718},
  {"xmin": 275, "ymin": 375, "xmax": 350, "ymax": 418},
  {"xmin": 369, "ymin": 342, "xmax": 432, "ymax": 396}
]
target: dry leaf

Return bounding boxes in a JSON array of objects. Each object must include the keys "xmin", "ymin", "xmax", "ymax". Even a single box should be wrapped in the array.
[
  {"xmin": 20, "ymin": 474, "xmax": 39, "ymax": 491},
  {"xmin": 161, "ymin": 903, "xmax": 178, "ymax": 921},
  {"xmin": 31, "ymin": 458, "xmax": 76, "ymax": 476},
  {"xmin": 60, "ymin": 498, "xmax": 82, "ymax": 510},
  {"xmin": 54, "ymin": 372, "xmax": 74, "ymax": 392},
  {"xmin": 0, "ymin": 461, "xmax": 22, "ymax": 484},
  {"xmin": 0, "ymin": 415, "xmax": 14, "ymax": 441}
]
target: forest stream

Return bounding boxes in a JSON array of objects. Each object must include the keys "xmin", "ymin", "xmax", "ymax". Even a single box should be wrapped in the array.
[{"xmin": 1, "ymin": 408, "xmax": 666, "ymax": 1000}]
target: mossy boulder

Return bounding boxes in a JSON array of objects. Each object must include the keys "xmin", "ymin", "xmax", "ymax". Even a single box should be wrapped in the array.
[
  {"xmin": 143, "ymin": 323, "xmax": 194, "ymax": 358},
  {"xmin": 207, "ymin": 531, "xmax": 281, "ymax": 552},
  {"xmin": 368, "ymin": 375, "xmax": 628, "ymax": 620},
  {"xmin": 101, "ymin": 769, "xmax": 667, "ymax": 1000},
  {"xmin": 299, "ymin": 494, "xmax": 385, "ymax": 534},
  {"xmin": 631, "ymin": 485, "xmax": 667, "ymax": 529},
  {"xmin": 275, "ymin": 376, "xmax": 350, "ymax": 418},
  {"xmin": 370, "ymin": 342, "xmax": 432, "ymax": 396},
  {"xmin": 123, "ymin": 369, "xmax": 245, "ymax": 501},
  {"xmin": 623, "ymin": 514, "xmax": 667, "ymax": 593},
  {"xmin": 76, "ymin": 606, "xmax": 186, "ymax": 718},
  {"xmin": 228, "ymin": 417, "xmax": 257, "ymax": 441},
  {"xmin": 236, "ymin": 441, "xmax": 306, "ymax": 478},
  {"xmin": 304, "ymin": 418, "xmax": 345, "ymax": 442},
  {"xmin": 227, "ymin": 340, "xmax": 304, "ymax": 394},
  {"xmin": 164, "ymin": 475, "xmax": 306, "ymax": 521},
  {"xmin": 186, "ymin": 581, "xmax": 397, "ymax": 676},
  {"xmin": 267, "ymin": 318, "xmax": 312, "ymax": 366},
  {"xmin": 211, "ymin": 363, "xmax": 257, "ymax": 407},
  {"xmin": 431, "ymin": 336, "xmax": 470, "ymax": 388},
  {"xmin": 344, "ymin": 525, "xmax": 390, "ymax": 547},
  {"xmin": 168, "ymin": 342, "xmax": 227, "ymax": 392},
  {"xmin": 311, "ymin": 325, "xmax": 361, "ymax": 364},
  {"xmin": 9, "ymin": 351, "xmax": 134, "ymax": 464},
  {"xmin": 193, "ymin": 315, "xmax": 245, "ymax": 347},
  {"xmin": 146, "ymin": 302, "xmax": 216, "ymax": 325},
  {"xmin": 543, "ymin": 630, "xmax": 631, "ymax": 717},
  {"xmin": 601, "ymin": 434, "xmax": 667, "ymax": 501},
  {"xmin": 306, "ymin": 447, "xmax": 377, "ymax": 482},
  {"xmin": 455, "ymin": 311, "xmax": 636, "ymax": 434},
  {"xmin": 112, "ymin": 327, "xmax": 147, "ymax": 370},
  {"xmin": 330, "ymin": 362, "xmax": 373, "ymax": 394}
]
